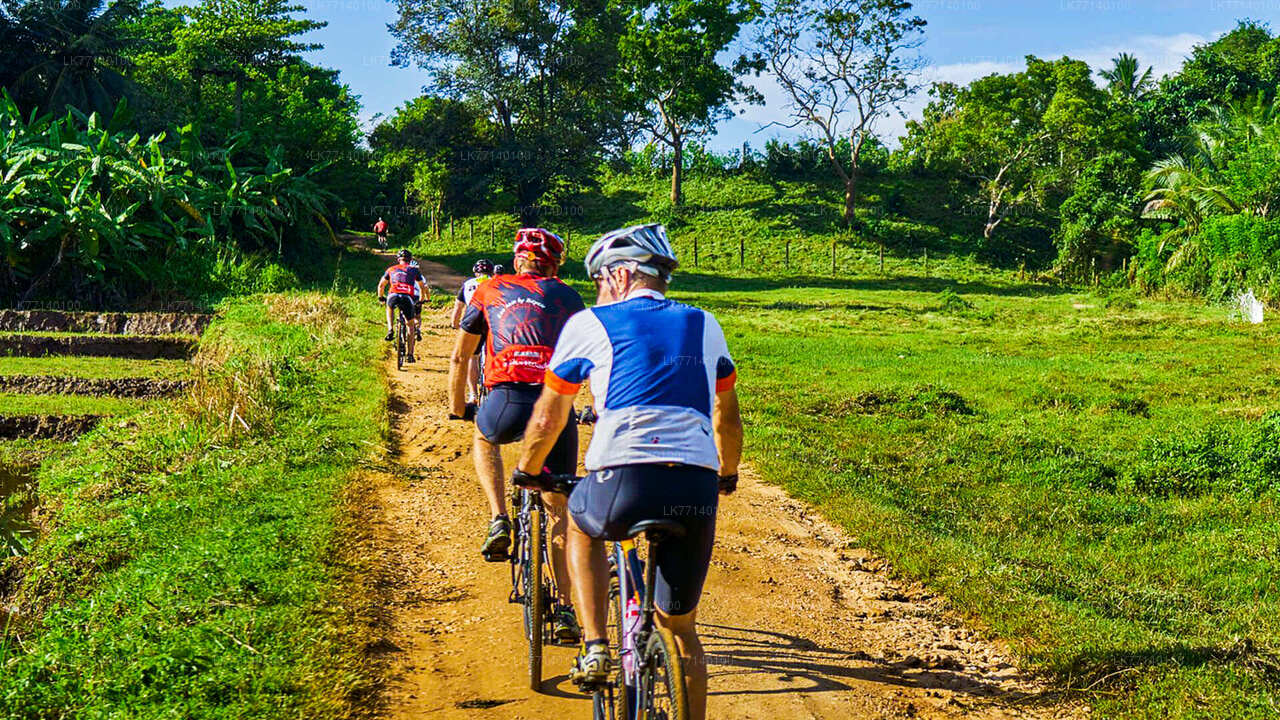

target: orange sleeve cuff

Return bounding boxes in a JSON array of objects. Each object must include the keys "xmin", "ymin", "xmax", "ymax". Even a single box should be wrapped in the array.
[
  {"xmin": 544, "ymin": 370, "xmax": 581, "ymax": 395},
  {"xmin": 716, "ymin": 369, "xmax": 737, "ymax": 393}
]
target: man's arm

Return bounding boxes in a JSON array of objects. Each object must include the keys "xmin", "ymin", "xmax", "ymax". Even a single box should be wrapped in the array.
[
  {"xmin": 417, "ymin": 279, "xmax": 430, "ymax": 302},
  {"xmin": 376, "ymin": 276, "xmax": 387, "ymax": 296},
  {"xmin": 516, "ymin": 387, "xmax": 576, "ymax": 474},
  {"xmin": 713, "ymin": 388, "xmax": 743, "ymax": 477},
  {"xmin": 448, "ymin": 331, "xmax": 482, "ymax": 415},
  {"xmin": 450, "ymin": 300, "xmax": 466, "ymax": 329}
]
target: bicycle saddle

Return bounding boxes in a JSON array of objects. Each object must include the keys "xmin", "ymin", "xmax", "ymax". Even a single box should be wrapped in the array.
[{"xmin": 627, "ymin": 519, "xmax": 686, "ymax": 541}]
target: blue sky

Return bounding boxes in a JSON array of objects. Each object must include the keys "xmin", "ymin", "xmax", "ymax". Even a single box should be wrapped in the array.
[{"xmin": 281, "ymin": 0, "xmax": 1280, "ymax": 150}]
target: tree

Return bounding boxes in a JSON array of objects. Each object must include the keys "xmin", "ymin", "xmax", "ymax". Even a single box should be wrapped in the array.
[
  {"xmin": 900, "ymin": 57, "xmax": 1123, "ymax": 242},
  {"xmin": 389, "ymin": 0, "xmax": 625, "ymax": 223},
  {"xmin": 369, "ymin": 96, "xmax": 499, "ymax": 223},
  {"xmin": 1057, "ymin": 152, "xmax": 1141, "ymax": 276},
  {"xmin": 754, "ymin": 0, "xmax": 925, "ymax": 225},
  {"xmin": 175, "ymin": 0, "xmax": 322, "ymax": 131},
  {"xmin": 1100, "ymin": 52, "xmax": 1153, "ymax": 100},
  {"xmin": 616, "ymin": 0, "xmax": 757, "ymax": 205},
  {"xmin": 0, "ymin": 0, "xmax": 144, "ymax": 116}
]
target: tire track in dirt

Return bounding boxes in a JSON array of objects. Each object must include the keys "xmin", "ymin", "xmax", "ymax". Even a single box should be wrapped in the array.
[{"xmin": 366, "ymin": 254, "xmax": 1083, "ymax": 719}]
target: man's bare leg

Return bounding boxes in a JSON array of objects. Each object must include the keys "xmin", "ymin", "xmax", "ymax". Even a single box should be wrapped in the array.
[
  {"xmin": 567, "ymin": 516, "xmax": 608, "ymax": 639},
  {"xmin": 658, "ymin": 608, "xmax": 707, "ymax": 720},
  {"xmin": 473, "ymin": 431, "xmax": 506, "ymax": 518},
  {"xmin": 544, "ymin": 493, "xmax": 573, "ymax": 606}
]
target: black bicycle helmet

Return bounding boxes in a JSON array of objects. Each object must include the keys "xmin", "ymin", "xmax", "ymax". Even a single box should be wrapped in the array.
[
  {"xmin": 397, "ymin": 248, "xmax": 412, "ymax": 261},
  {"xmin": 473, "ymin": 258, "xmax": 495, "ymax": 275},
  {"xmin": 493, "ymin": 263, "xmax": 506, "ymax": 275}
]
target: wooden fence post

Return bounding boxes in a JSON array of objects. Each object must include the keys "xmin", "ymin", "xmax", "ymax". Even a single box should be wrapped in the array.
[
  {"xmin": 490, "ymin": 220, "xmax": 495, "ymax": 247},
  {"xmin": 450, "ymin": 216, "xmax": 454, "ymax": 241},
  {"xmin": 879, "ymin": 241, "xmax": 885, "ymax": 275},
  {"xmin": 924, "ymin": 248, "xmax": 929, "ymax": 277},
  {"xmin": 785, "ymin": 240, "xmax": 790, "ymax": 270},
  {"xmin": 694, "ymin": 237, "xmax": 699, "ymax": 268},
  {"xmin": 831, "ymin": 240, "xmax": 836, "ymax": 276},
  {"xmin": 739, "ymin": 238, "xmax": 744, "ymax": 269},
  {"xmin": 469, "ymin": 219, "xmax": 474, "ymax": 245}
]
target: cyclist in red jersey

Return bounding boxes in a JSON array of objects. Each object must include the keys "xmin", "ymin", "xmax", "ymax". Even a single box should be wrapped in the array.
[
  {"xmin": 373, "ymin": 217, "xmax": 389, "ymax": 248},
  {"xmin": 376, "ymin": 249, "xmax": 429, "ymax": 362},
  {"xmin": 447, "ymin": 228, "xmax": 586, "ymax": 642}
]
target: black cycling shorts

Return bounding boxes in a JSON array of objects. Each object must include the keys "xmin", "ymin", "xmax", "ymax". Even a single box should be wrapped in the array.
[
  {"xmin": 476, "ymin": 383, "xmax": 577, "ymax": 474},
  {"xmin": 387, "ymin": 292, "xmax": 420, "ymax": 320},
  {"xmin": 569, "ymin": 464, "xmax": 718, "ymax": 616}
]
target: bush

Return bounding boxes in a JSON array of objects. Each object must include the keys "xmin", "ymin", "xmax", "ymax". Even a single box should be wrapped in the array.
[{"xmin": 1124, "ymin": 413, "xmax": 1280, "ymax": 497}]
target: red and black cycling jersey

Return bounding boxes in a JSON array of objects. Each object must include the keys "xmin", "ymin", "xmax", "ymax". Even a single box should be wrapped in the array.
[
  {"xmin": 382, "ymin": 263, "xmax": 423, "ymax": 296},
  {"xmin": 460, "ymin": 273, "xmax": 585, "ymax": 386}
]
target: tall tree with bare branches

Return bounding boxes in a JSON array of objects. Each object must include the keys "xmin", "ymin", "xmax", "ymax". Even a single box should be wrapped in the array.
[{"xmin": 753, "ymin": 0, "xmax": 925, "ymax": 225}]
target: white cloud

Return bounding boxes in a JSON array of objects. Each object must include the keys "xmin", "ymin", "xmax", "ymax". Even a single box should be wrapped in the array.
[{"xmin": 713, "ymin": 30, "xmax": 1211, "ymax": 152}]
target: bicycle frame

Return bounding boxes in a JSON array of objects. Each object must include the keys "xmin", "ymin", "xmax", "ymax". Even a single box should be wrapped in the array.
[{"xmin": 611, "ymin": 537, "xmax": 660, "ymax": 718}]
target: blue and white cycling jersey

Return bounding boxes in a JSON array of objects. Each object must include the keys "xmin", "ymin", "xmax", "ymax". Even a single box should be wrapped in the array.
[{"xmin": 545, "ymin": 289, "xmax": 736, "ymax": 471}]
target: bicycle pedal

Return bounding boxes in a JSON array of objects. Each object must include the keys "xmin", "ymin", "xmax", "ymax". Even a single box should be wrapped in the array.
[{"xmin": 481, "ymin": 551, "xmax": 509, "ymax": 562}]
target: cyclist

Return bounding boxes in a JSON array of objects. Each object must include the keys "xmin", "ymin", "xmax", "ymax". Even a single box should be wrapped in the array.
[
  {"xmin": 448, "ymin": 229, "xmax": 586, "ymax": 643},
  {"xmin": 376, "ymin": 249, "xmax": 429, "ymax": 363},
  {"xmin": 451, "ymin": 259, "xmax": 495, "ymax": 402},
  {"xmin": 373, "ymin": 217, "xmax": 389, "ymax": 249},
  {"xmin": 409, "ymin": 258, "xmax": 424, "ymax": 342},
  {"xmin": 513, "ymin": 224, "xmax": 742, "ymax": 720},
  {"xmin": 493, "ymin": 263, "xmax": 506, "ymax": 276}
]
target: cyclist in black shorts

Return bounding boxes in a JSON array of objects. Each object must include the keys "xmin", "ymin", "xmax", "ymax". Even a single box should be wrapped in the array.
[
  {"xmin": 514, "ymin": 224, "xmax": 742, "ymax": 720},
  {"xmin": 447, "ymin": 229, "xmax": 586, "ymax": 643},
  {"xmin": 376, "ymin": 249, "xmax": 429, "ymax": 363}
]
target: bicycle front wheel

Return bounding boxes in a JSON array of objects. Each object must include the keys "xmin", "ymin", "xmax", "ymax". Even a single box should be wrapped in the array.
[
  {"xmin": 638, "ymin": 627, "xmax": 688, "ymax": 720},
  {"xmin": 524, "ymin": 504, "xmax": 544, "ymax": 690}
]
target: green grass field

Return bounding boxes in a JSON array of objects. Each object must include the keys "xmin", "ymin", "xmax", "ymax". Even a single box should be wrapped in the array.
[
  {"xmin": 0, "ymin": 393, "xmax": 148, "ymax": 416},
  {"xmin": 673, "ymin": 276, "xmax": 1280, "ymax": 718},
  {"xmin": 0, "ymin": 356, "xmax": 192, "ymax": 380}
]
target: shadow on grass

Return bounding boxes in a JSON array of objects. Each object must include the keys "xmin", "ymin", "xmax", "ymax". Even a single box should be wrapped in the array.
[
  {"xmin": 1067, "ymin": 641, "xmax": 1280, "ymax": 689},
  {"xmin": 673, "ymin": 271, "xmax": 1070, "ymax": 298}
]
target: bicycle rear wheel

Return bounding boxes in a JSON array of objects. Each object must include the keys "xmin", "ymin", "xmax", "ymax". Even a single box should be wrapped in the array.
[
  {"xmin": 524, "ymin": 503, "xmax": 544, "ymax": 690},
  {"xmin": 395, "ymin": 310, "xmax": 406, "ymax": 370},
  {"xmin": 637, "ymin": 627, "xmax": 688, "ymax": 720}
]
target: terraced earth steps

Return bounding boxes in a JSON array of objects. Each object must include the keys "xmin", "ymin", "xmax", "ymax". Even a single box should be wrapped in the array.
[
  {"xmin": 0, "ymin": 310, "xmax": 210, "ymax": 336},
  {"xmin": 0, "ymin": 334, "xmax": 195, "ymax": 359},
  {"xmin": 0, "ymin": 414, "xmax": 102, "ymax": 441},
  {"xmin": 0, "ymin": 375, "xmax": 189, "ymax": 398}
]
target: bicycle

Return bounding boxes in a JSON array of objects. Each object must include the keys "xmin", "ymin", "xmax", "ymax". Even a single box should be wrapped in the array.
[
  {"xmin": 380, "ymin": 296, "xmax": 408, "ymax": 371},
  {"xmin": 505, "ymin": 475, "xmax": 576, "ymax": 690},
  {"xmin": 585, "ymin": 520, "xmax": 690, "ymax": 720}
]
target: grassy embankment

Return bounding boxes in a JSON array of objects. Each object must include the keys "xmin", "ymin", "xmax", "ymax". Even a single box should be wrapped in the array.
[
  {"xmin": 422, "ymin": 174, "xmax": 1280, "ymax": 718},
  {"xmin": 0, "ymin": 293, "xmax": 387, "ymax": 718},
  {"xmin": 0, "ymin": 357, "xmax": 192, "ymax": 380}
]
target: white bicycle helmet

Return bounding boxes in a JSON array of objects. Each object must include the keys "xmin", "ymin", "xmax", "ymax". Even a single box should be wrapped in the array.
[{"xmin": 584, "ymin": 224, "xmax": 678, "ymax": 281}]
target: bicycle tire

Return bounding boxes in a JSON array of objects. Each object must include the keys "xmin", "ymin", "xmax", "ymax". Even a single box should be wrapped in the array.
[
  {"xmin": 638, "ymin": 627, "xmax": 688, "ymax": 720},
  {"xmin": 607, "ymin": 573, "xmax": 632, "ymax": 720},
  {"xmin": 525, "ymin": 503, "xmax": 544, "ymax": 690},
  {"xmin": 395, "ymin": 309, "xmax": 406, "ymax": 371}
]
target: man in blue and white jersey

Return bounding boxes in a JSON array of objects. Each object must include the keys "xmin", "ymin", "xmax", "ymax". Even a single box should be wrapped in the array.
[{"xmin": 513, "ymin": 224, "xmax": 743, "ymax": 720}]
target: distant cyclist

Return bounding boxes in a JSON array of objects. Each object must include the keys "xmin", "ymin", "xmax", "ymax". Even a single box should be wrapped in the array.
[
  {"xmin": 451, "ymin": 259, "xmax": 495, "ymax": 403},
  {"xmin": 493, "ymin": 263, "xmax": 506, "ymax": 276},
  {"xmin": 373, "ymin": 217, "xmax": 389, "ymax": 249},
  {"xmin": 447, "ymin": 229, "xmax": 586, "ymax": 642},
  {"xmin": 376, "ymin": 249, "xmax": 429, "ymax": 363},
  {"xmin": 514, "ymin": 224, "xmax": 742, "ymax": 720}
]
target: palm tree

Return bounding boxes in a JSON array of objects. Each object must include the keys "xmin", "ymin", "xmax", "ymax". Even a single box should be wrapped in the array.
[
  {"xmin": 1100, "ymin": 53, "xmax": 1154, "ymax": 100},
  {"xmin": 1, "ymin": 0, "xmax": 142, "ymax": 116}
]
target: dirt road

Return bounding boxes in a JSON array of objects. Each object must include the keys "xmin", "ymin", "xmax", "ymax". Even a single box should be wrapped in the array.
[{"xmin": 365, "ymin": 255, "xmax": 1081, "ymax": 719}]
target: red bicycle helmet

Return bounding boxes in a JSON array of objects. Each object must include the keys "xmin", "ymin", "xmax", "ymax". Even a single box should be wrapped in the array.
[{"xmin": 513, "ymin": 228, "xmax": 565, "ymax": 264}]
